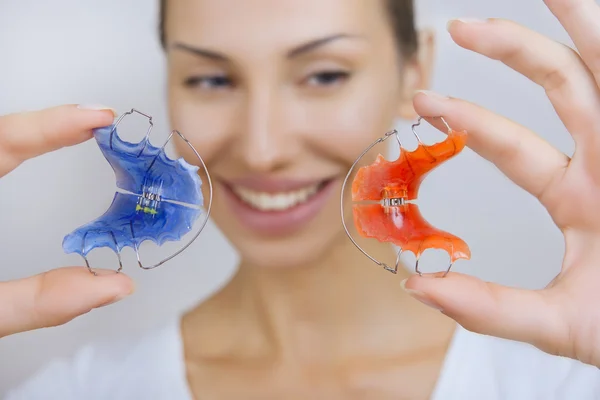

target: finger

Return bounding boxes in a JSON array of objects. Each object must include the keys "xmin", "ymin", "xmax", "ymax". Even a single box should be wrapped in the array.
[
  {"xmin": 543, "ymin": 0, "xmax": 600, "ymax": 85},
  {"xmin": 447, "ymin": 18, "xmax": 600, "ymax": 152},
  {"xmin": 0, "ymin": 104, "xmax": 117, "ymax": 177},
  {"xmin": 401, "ymin": 272, "xmax": 565, "ymax": 356},
  {"xmin": 413, "ymin": 91, "xmax": 569, "ymax": 207},
  {"xmin": 0, "ymin": 267, "xmax": 134, "ymax": 338}
]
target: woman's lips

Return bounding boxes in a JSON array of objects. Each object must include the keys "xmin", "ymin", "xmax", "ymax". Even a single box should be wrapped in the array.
[{"xmin": 219, "ymin": 177, "xmax": 338, "ymax": 236}]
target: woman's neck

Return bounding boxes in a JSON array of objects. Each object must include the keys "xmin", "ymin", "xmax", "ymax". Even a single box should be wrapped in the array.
[{"xmin": 189, "ymin": 234, "xmax": 448, "ymax": 364}]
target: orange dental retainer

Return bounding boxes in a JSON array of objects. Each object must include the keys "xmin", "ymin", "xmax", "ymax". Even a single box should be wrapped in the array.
[{"xmin": 340, "ymin": 116, "xmax": 470, "ymax": 277}]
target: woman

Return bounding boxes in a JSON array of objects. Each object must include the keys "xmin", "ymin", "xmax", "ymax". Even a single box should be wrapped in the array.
[{"xmin": 3, "ymin": 0, "xmax": 600, "ymax": 398}]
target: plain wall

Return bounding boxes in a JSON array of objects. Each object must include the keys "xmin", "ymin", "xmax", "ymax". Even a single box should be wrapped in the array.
[{"xmin": 0, "ymin": 0, "xmax": 577, "ymax": 394}]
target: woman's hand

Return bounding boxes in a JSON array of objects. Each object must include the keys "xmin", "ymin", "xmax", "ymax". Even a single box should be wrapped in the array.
[
  {"xmin": 405, "ymin": 0, "xmax": 600, "ymax": 367},
  {"xmin": 0, "ymin": 105, "xmax": 134, "ymax": 339}
]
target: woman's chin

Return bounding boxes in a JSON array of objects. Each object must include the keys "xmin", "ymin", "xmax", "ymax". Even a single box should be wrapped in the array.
[{"xmin": 232, "ymin": 233, "xmax": 340, "ymax": 272}]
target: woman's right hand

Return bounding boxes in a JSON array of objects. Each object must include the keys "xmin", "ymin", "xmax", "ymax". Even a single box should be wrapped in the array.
[{"xmin": 0, "ymin": 104, "xmax": 134, "ymax": 339}]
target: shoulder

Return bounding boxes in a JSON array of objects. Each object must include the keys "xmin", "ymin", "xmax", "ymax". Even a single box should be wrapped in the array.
[
  {"xmin": 5, "ymin": 318, "xmax": 192, "ymax": 400},
  {"xmin": 433, "ymin": 325, "xmax": 600, "ymax": 400}
]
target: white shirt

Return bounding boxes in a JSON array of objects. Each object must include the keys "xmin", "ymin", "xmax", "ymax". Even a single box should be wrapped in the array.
[{"xmin": 5, "ymin": 318, "xmax": 600, "ymax": 400}]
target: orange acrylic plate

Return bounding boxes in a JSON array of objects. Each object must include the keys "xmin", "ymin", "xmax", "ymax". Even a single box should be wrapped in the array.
[
  {"xmin": 352, "ymin": 203, "xmax": 470, "ymax": 264},
  {"xmin": 351, "ymin": 127, "xmax": 471, "ymax": 266}
]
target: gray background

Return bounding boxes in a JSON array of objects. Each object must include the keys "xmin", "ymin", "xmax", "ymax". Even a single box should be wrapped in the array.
[{"xmin": 0, "ymin": 0, "xmax": 578, "ymax": 394}]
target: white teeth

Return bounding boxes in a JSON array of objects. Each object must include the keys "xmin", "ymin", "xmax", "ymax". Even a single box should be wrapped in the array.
[{"xmin": 232, "ymin": 184, "xmax": 321, "ymax": 211}]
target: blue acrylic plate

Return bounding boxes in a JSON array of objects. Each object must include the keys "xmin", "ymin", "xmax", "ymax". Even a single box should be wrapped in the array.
[{"xmin": 63, "ymin": 124, "xmax": 204, "ymax": 258}]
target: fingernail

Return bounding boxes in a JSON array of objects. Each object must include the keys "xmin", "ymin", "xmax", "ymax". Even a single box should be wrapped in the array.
[
  {"xmin": 400, "ymin": 279, "xmax": 443, "ymax": 311},
  {"xmin": 414, "ymin": 90, "xmax": 449, "ymax": 101},
  {"xmin": 96, "ymin": 282, "xmax": 135, "ymax": 308},
  {"xmin": 447, "ymin": 18, "xmax": 486, "ymax": 31},
  {"xmin": 97, "ymin": 292, "xmax": 130, "ymax": 308},
  {"xmin": 77, "ymin": 104, "xmax": 118, "ymax": 117}
]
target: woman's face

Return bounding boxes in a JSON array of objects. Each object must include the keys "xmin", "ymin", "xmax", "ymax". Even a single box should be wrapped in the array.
[{"xmin": 164, "ymin": 0, "xmax": 432, "ymax": 269}]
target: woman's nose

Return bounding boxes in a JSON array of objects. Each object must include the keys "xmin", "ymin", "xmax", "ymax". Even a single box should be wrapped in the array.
[{"xmin": 234, "ymin": 88, "xmax": 297, "ymax": 173}]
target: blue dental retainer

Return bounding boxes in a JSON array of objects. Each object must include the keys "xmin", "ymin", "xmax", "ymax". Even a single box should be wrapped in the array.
[{"xmin": 62, "ymin": 108, "xmax": 213, "ymax": 275}]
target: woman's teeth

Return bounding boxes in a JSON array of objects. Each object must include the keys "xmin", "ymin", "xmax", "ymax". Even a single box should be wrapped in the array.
[{"xmin": 232, "ymin": 184, "xmax": 321, "ymax": 211}]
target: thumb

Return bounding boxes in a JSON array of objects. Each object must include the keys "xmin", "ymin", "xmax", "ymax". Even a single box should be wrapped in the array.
[
  {"xmin": 0, "ymin": 267, "xmax": 134, "ymax": 338},
  {"xmin": 401, "ymin": 272, "xmax": 564, "ymax": 351}
]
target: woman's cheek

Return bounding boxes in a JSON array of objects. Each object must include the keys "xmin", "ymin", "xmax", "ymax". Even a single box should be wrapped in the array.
[
  {"xmin": 300, "ymin": 88, "xmax": 399, "ymax": 166},
  {"xmin": 169, "ymin": 94, "xmax": 238, "ymax": 166}
]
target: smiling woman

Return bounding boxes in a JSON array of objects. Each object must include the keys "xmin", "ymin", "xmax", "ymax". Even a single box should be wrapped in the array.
[
  {"xmin": 163, "ymin": 0, "xmax": 425, "ymax": 273},
  {"xmin": 4, "ymin": 0, "xmax": 600, "ymax": 399}
]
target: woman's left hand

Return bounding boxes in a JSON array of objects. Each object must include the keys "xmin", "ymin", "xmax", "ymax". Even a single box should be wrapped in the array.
[{"xmin": 406, "ymin": 0, "xmax": 600, "ymax": 367}]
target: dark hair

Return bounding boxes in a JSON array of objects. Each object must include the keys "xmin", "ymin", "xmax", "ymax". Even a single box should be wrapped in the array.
[{"xmin": 159, "ymin": 0, "xmax": 417, "ymax": 58}]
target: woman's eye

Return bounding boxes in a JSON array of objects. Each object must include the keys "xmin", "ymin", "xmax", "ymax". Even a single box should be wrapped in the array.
[
  {"xmin": 183, "ymin": 75, "xmax": 233, "ymax": 90},
  {"xmin": 304, "ymin": 70, "xmax": 350, "ymax": 87}
]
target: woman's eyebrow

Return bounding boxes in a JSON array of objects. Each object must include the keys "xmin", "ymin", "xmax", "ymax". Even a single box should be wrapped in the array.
[
  {"xmin": 169, "ymin": 33, "xmax": 364, "ymax": 62},
  {"xmin": 286, "ymin": 33, "xmax": 365, "ymax": 58},
  {"xmin": 170, "ymin": 42, "xmax": 228, "ymax": 61}
]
